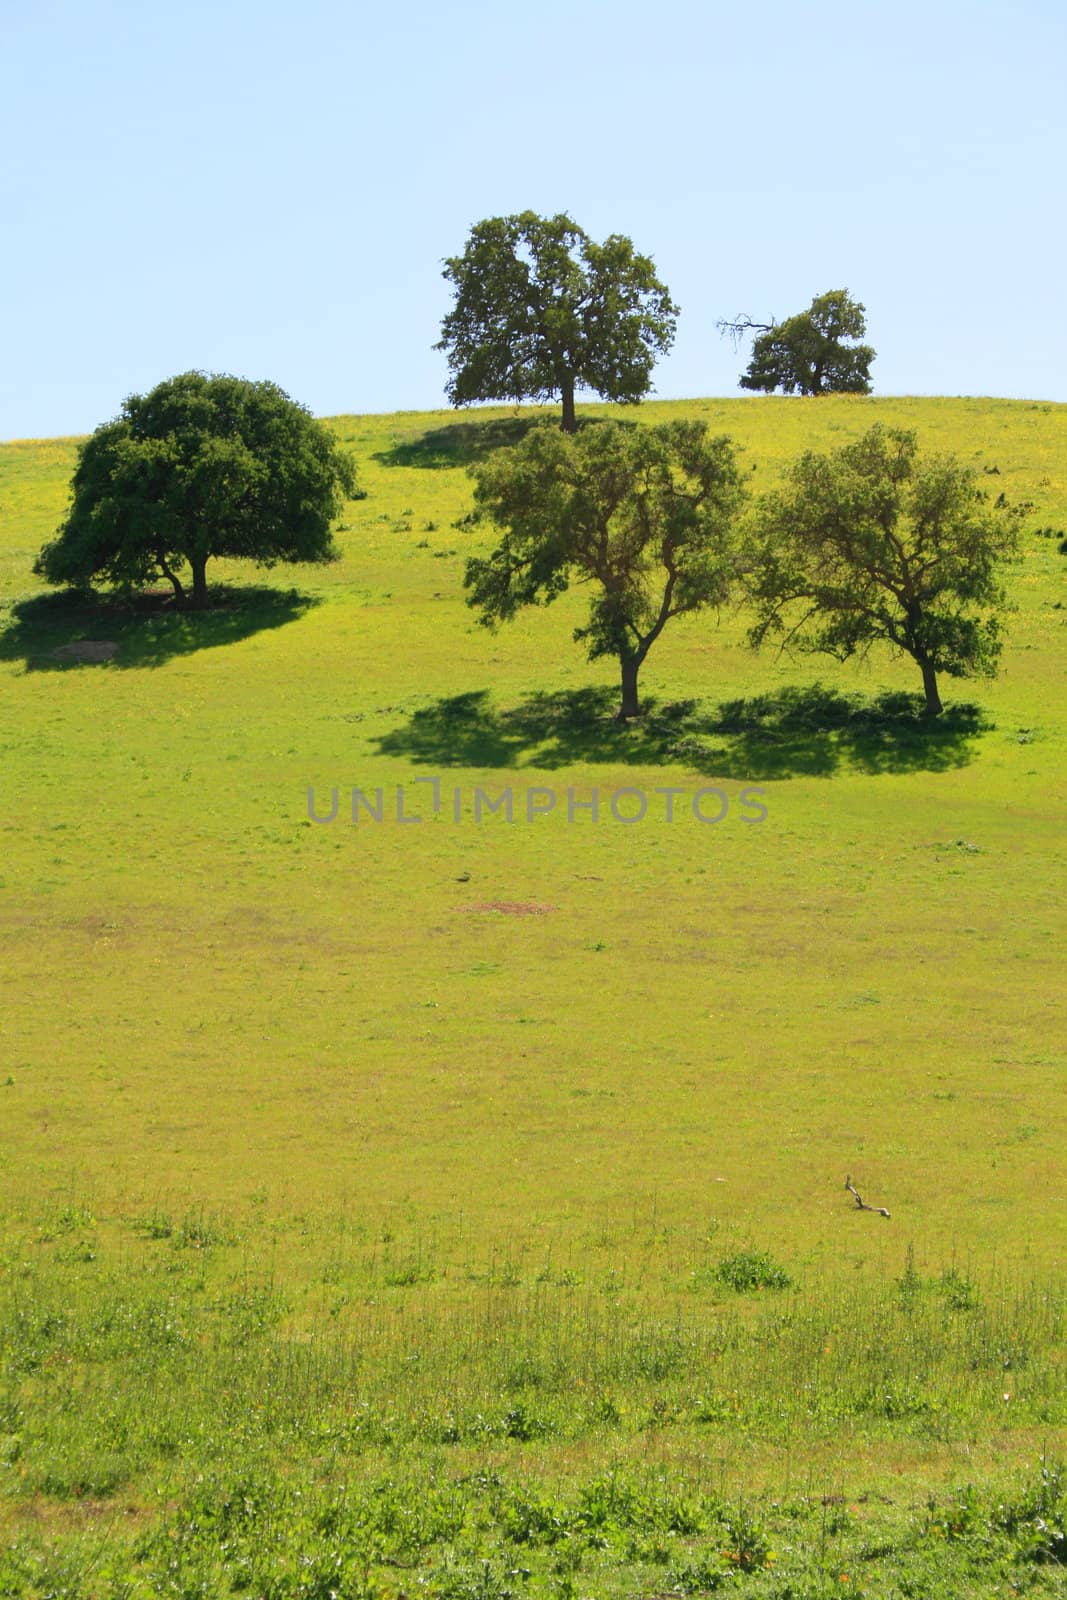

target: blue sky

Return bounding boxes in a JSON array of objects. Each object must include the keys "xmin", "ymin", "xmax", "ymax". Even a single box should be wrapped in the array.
[{"xmin": 2, "ymin": 0, "xmax": 1065, "ymax": 440}]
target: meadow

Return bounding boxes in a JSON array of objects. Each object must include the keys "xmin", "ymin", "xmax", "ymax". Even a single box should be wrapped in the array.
[{"xmin": 0, "ymin": 394, "xmax": 1064, "ymax": 1596}]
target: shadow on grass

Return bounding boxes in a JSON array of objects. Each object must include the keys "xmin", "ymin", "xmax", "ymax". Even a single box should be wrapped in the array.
[
  {"xmin": 0, "ymin": 585, "xmax": 319, "ymax": 671},
  {"xmin": 375, "ymin": 683, "xmax": 991, "ymax": 779},
  {"xmin": 373, "ymin": 415, "xmax": 550, "ymax": 470}
]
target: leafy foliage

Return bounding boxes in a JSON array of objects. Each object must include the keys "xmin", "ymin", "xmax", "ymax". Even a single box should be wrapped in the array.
[
  {"xmin": 34, "ymin": 371, "xmax": 358, "ymax": 607},
  {"xmin": 736, "ymin": 288, "xmax": 875, "ymax": 395},
  {"xmin": 711, "ymin": 1248, "xmax": 794, "ymax": 1293},
  {"xmin": 465, "ymin": 419, "xmax": 745, "ymax": 716},
  {"xmin": 436, "ymin": 212, "xmax": 678, "ymax": 430},
  {"xmin": 746, "ymin": 424, "xmax": 1020, "ymax": 713}
]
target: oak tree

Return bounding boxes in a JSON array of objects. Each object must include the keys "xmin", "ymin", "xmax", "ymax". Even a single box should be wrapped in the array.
[
  {"xmin": 35, "ymin": 372, "xmax": 358, "ymax": 609},
  {"xmin": 720, "ymin": 289, "xmax": 874, "ymax": 396},
  {"xmin": 437, "ymin": 212, "xmax": 678, "ymax": 433},
  {"xmin": 745, "ymin": 425, "xmax": 1019, "ymax": 715},
  {"xmin": 466, "ymin": 419, "xmax": 744, "ymax": 718}
]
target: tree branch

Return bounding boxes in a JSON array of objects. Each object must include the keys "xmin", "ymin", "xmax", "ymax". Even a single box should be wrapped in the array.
[
  {"xmin": 716, "ymin": 313, "xmax": 774, "ymax": 348},
  {"xmin": 844, "ymin": 1176, "xmax": 890, "ymax": 1218}
]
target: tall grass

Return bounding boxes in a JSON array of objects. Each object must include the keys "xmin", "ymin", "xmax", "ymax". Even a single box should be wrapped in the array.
[{"xmin": 1, "ymin": 1217, "xmax": 1063, "ymax": 1594}]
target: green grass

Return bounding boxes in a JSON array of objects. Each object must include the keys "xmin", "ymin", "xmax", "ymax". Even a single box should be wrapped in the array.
[
  {"xmin": 1, "ymin": 1211, "xmax": 1064, "ymax": 1595},
  {"xmin": 0, "ymin": 394, "xmax": 1064, "ymax": 1594}
]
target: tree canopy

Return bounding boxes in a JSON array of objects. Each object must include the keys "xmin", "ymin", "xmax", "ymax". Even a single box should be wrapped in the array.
[
  {"xmin": 745, "ymin": 424, "xmax": 1019, "ymax": 714},
  {"xmin": 436, "ymin": 212, "xmax": 679, "ymax": 432},
  {"xmin": 465, "ymin": 419, "xmax": 745, "ymax": 718},
  {"xmin": 721, "ymin": 289, "xmax": 875, "ymax": 396},
  {"xmin": 35, "ymin": 372, "xmax": 358, "ymax": 609}
]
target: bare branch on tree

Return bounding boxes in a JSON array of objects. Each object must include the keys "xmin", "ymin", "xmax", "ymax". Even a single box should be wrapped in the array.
[{"xmin": 716, "ymin": 313, "xmax": 775, "ymax": 347}]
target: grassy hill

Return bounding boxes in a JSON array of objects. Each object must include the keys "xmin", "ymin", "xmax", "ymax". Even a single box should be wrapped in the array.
[{"xmin": 1, "ymin": 395, "xmax": 1064, "ymax": 1596}]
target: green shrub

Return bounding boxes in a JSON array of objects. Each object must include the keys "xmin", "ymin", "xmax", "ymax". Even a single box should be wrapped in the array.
[
  {"xmin": 994, "ymin": 1461, "xmax": 1067, "ymax": 1565},
  {"xmin": 712, "ymin": 1249, "xmax": 794, "ymax": 1293}
]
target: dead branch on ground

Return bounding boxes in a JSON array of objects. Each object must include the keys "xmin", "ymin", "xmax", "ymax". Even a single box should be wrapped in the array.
[{"xmin": 845, "ymin": 1175, "xmax": 890, "ymax": 1217}]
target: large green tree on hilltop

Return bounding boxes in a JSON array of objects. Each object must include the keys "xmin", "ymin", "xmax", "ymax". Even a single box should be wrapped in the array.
[
  {"xmin": 720, "ymin": 288, "xmax": 875, "ymax": 396},
  {"xmin": 436, "ymin": 212, "xmax": 679, "ymax": 433},
  {"xmin": 745, "ymin": 425, "xmax": 1020, "ymax": 715},
  {"xmin": 466, "ymin": 419, "xmax": 745, "ymax": 718},
  {"xmin": 35, "ymin": 372, "xmax": 358, "ymax": 609}
]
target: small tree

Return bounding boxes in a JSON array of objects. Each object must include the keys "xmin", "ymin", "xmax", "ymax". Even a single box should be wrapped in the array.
[
  {"xmin": 746, "ymin": 425, "xmax": 1020, "ymax": 715},
  {"xmin": 436, "ymin": 211, "xmax": 679, "ymax": 433},
  {"xmin": 35, "ymin": 372, "xmax": 358, "ymax": 609},
  {"xmin": 720, "ymin": 289, "xmax": 874, "ymax": 396},
  {"xmin": 466, "ymin": 420, "xmax": 745, "ymax": 718}
]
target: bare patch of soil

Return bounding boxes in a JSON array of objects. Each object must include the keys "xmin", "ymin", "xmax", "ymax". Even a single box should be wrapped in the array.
[{"xmin": 459, "ymin": 901, "xmax": 557, "ymax": 916}]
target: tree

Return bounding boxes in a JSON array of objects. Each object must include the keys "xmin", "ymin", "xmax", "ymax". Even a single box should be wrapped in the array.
[
  {"xmin": 465, "ymin": 419, "xmax": 745, "ymax": 718},
  {"xmin": 436, "ymin": 212, "xmax": 679, "ymax": 433},
  {"xmin": 745, "ymin": 425, "xmax": 1020, "ymax": 715},
  {"xmin": 34, "ymin": 372, "xmax": 358, "ymax": 609},
  {"xmin": 719, "ymin": 289, "xmax": 874, "ymax": 396}
]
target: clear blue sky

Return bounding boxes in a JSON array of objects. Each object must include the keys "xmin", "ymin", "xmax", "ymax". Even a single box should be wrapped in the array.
[{"xmin": 2, "ymin": 0, "xmax": 1065, "ymax": 440}]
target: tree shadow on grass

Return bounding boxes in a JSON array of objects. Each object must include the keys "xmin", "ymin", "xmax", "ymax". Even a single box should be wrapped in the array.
[
  {"xmin": 373, "ymin": 415, "xmax": 549, "ymax": 470},
  {"xmin": 374, "ymin": 683, "xmax": 991, "ymax": 779},
  {"xmin": 0, "ymin": 585, "xmax": 320, "ymax": 671}
]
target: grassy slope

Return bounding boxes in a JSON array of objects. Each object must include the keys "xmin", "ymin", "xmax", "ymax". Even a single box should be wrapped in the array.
[
  {"xmin": 1, "ymin": 395, "xmax": 1063, "ymax": 1268},
  {"xmin": 0, "ymin": 395, "xmax": 1065, "ymax": 1592}
]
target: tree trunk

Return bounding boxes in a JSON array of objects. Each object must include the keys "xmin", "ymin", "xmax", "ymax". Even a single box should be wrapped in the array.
[
  {"xmin": 190, "ymin": 554, "xmax": 210, "ymax": 610},
  {"xmin": 919, "ymin": 657, "xmax": 943, "ymax": 717},
  {"xmin": 618, "ymin": 655, "xmax": 641, "ymax": 720},
  {"xmin": 157, "ymin": 553, "xmax": 185, "ymax": 606},
  {"xmin": 561, "ymin": 376, "xmax": 577, "ymax": 434}
]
